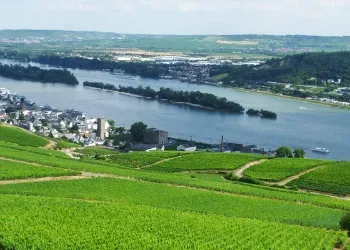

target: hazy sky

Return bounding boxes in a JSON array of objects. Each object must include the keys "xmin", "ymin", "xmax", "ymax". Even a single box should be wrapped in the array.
[{"xmin": 0, "ymin": 0, "xmax": 349, "ymax": 35}]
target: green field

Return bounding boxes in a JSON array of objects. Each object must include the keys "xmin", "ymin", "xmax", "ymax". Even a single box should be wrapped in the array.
[
  {"xmin": 0, "ymin": 178, "xmax": 344, "ymax": 229},
  {"xmin": 0, "ymin": 125, "xmax": 48, "ymax": 147},
  {"xmin": 244, "ymin": 158, "xmax": 328, "ymax": 181},
  {"xmin": 105, "ymin": 151, "xmax": 187, "ymax": 168},
  {"xmin": 0, "ymin": 194, "xmax": 345, "ymax": 250},
  {"xmin": 0, "ymin": 126, "xmax": 350, "ymax": 249},
  {"xmin": 291, "ymin": 162, "xmax": 350, "ymax": 195},
  {"xmin": 0, "ymin": 159, "xmax": 79, "ymax": 180},
  {"xmin": 75, "ymin": 146, "xmax": 119, "ymax": 156},
  {"xmin": 147, "ymin": 153, "xmax": 264, "ymax": 172}
]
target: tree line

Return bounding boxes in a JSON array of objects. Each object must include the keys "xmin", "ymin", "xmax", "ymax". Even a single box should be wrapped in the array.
[
  {"xmin": 83, "ymin": 81, "xmax": 245, "ymax": 113},
  {"xmin": 0, "ymin": 64, "xmax": 79, "ymax": 85},
  {"xmin": 34, "ymin": 55, "xmax": 169, "ymax": 79},
  {"xmin": 210, "ymin": 51, "xmax": 350, "ymax": 87}
]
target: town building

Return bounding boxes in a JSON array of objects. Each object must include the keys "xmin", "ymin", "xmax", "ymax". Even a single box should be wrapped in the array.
[
  {"xmin": 96, "ymin": 118, "xmax": 106, "ymax": 140},
  {"xmin": 143, "ymin": 128, "xmax": 168, "ymax": 145}
]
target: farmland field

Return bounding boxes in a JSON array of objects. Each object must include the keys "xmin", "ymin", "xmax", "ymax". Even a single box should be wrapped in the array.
[
  {"xmin": 105, "ymin": 151, "xmax": 187, "ymax": 168},
  {"xmin": 0, "ymin": 125, "xmax": 48, "ymax": 147},
  {"xmin": 75, "ymin": 146, "xmax": 119, "ymax": 156},
  {"xmin": 0, "ymin": 194, "xmax": 345, "ymax": 250},
  {"xmin": 147, "ymin": 153, "xmax": 265, "ymax": 172},
  {"xmin": 290, "ymin": 162, "xmax": 350, "ymax": 195},
  {"xmin": 0, "ymin": 159, "xmax": 79, "ymax": 180},
  {"xmin": 0, "ymin": 178, "xmax": 344, "ymax": 229},
  {"xmin": 244, "ymin": 158, "xmax": 328, "ymax": 181}
]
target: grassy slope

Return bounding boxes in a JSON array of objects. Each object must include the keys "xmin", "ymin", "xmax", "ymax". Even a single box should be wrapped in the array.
[
  {"xmin": 0, "ymin": 125, "xmax": 48, "ymax": 147},
  {"xmin": 0, "ymin": 159, "xmax": 79, "ymax": 180},
  {"xmin": 147, "ymin": 153, "xmax": 264, "ymax": 172},
  {"xmin": 0, "ymin": 194, "xmax": 345, "ymax": 250},
  {"xmin": 244, "ymin": 158, "xmax": 329, "ymax": 181},
  {"xmin": 1, "ymin": 146, "xmax": 350, "ymax": 211},
  {"xmin": 291, "ymin": 162, "xmax": 350, "ymax": 195},
  {"xmin": 0, "ymin": 178, "xmax": 344, "ymax": 229}
]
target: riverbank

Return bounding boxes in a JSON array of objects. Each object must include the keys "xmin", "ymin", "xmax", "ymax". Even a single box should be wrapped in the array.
[{"xmin": 231, "ymin": 87, "xmax": 350, "ymax": 110}]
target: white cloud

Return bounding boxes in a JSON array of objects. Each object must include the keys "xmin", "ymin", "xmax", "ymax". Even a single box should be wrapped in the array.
[{"xmin": 0, "ymin": 0, "xmax": 349, "ymax": 35}]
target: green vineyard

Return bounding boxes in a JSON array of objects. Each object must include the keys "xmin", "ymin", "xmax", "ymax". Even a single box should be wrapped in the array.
[
  {"xmin": 244, "ymin": 158, "xmax": 328, "ymax": 181},
  {"xmin": 148, "ymin": 153, "xmax": 264, "ymax": 172},
  {"xmin": 0, "ymin": 125, "xmax": 48, "ymax": 147},
  {"xmin": 0, "ymin": 125, "xmax": 349, "ymax": 249},
  {"xmin": 291, "ymin": 162, "xmax": 350, "ymax": 195}
]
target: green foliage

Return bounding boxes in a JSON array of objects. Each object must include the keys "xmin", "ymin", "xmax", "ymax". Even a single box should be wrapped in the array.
[
  {"xmin": 291, "ymin": 162, "xmax": 350, "ymax": 195},
  {"xmin": 0, "ymin": 178, "xmax": 345, "ymax": 229},
  {"xmin": 0, "ymin": 194, "xmax": 345, "ymax": 250},
  {"xmin": 294, "ymin": 148, "xmax": 306, "ymax": 158},
  {"xmin": 0, "ymin": 63, "xmax": 79, "ymax": 85},
  {"xmin": 53, "ymin": 139, "xmax": 80, "ymax": 150},
  {"xmin": 339, "ymin": 213, "xmax": 350, "ymax": 233},
  {"xmin": 76, "ymin": 147, "xmax": 118, "ymax": 156},
  {"xmin": 245, "ymin": 158, "xmax": 327, "ymax": 181},
  {"xmin": 0, "ymin": 125, "xmax": 48, "ymax": 147},
  {"xmin": 130, "ymin": 122, "xmax": 147, "ymax": 142},
  {"xmin": 276, "ymin": 146, "xmax": 293, "ymax": 158},
  {"xmin": 0, "ymin": 159, "xmax": 78, "ymax": 180},
  {"xmin": 106, "ymin": 151, "xmax": 185, "ymax": 168},
  {"xmin": 0, "ymin": 141, "xmax": 70, "ymax": 158},
  {"xmin": 148, "ymin": 153, "xmax": 264, "ymax": 172}
]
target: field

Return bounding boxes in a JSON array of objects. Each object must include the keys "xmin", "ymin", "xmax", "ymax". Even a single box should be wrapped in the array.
[
  {"xmin": 0, "ymin": 127, "xmax": 350, "ymax": 249},
  {"xmin": 0, "ymin": 194, "xmax": 345, "ymax": 250},
  {"xmin": 147, "ymin": 153, "xmax": 265, "ymax": 172},
  {"xmin": 244, "ymin": 158, "xmax": 327, "ymax": 181},
  {"xmin": 291, "ymin": 162, "xmax": 350, "ymax": 195},
  {"xmin": 105, "ymin": 151, "xmax": 187, "ymax": 168},
  {"xmin": 0, "ymin": 141, "xmax": 70, "ymax": 158},
  {"xmin": 75, "ymin": 147, "xmax": 119, "ymax": 156},
  {"xmin": 0, "ymin": 125, "xmax": 48, "ymax": 147},
  {"xmin": 0, "ymin": 158, "xmax": 79, "ymax": 180},
  {"xmin": 0, "ymin": 177, "xmax": 344, "ymax": 229},
  {"xmin": 53, "ymin": 139, "xmax": 80, "ymax": 149}
]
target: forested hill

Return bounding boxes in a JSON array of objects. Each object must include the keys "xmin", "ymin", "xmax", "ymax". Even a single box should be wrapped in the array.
[{"xmin": 213, "ymin": 51, "xmax": 350, "ymax": 86}]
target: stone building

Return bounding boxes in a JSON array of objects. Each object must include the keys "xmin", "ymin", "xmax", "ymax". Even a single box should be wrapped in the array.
[
  {"xmin": 96, "ymin": 118, "xmax": 106, "ymax": 140},
  {"xmin": 143, "ymin": 128, "xmax": 168, "ymax": 145}
]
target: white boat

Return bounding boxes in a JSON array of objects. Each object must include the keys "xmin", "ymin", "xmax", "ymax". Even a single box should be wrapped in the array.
[{"xmin": 311, "ymin": 147, "xmax": 330, "ymax": 154}]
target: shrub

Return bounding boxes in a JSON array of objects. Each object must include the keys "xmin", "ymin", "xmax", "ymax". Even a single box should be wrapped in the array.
[{"xmin": 339, "ymin": 213, "xmax": 350, "ymax": 235}]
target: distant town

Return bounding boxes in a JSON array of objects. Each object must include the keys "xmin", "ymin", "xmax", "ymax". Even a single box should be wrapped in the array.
[{"xmin": 0, "ymin": 87, "xmax": 275, "ymax": 155}]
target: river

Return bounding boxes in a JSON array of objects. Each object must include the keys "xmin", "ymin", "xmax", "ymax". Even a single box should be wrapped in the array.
[{"xmin": 0, "ymin": 59, "xmax": 349, "ymax": 160}]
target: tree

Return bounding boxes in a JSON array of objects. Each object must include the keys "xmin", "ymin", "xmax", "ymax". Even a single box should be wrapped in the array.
[
  {"xmin": 108, "ymin": 120, "xmax": 115, "ymax": 128},
  {"xmin": 340, "ymin": 213, "xmax": 350, "ymax": 236},
  {"xmin": 130, "ymin": 122, "xmax": 147, "ymax": 142},
  {"xmin": 40, "ymin": 119, "xmax": 48, "ymax": 126},
  {"xmin": 70, "ymin": 123, "xmax": 80, "ymax": 134},
  {"xmin": 18, "ymin": 113, "xmax": 25, "ymax": 121},
  {"xmin": 276, "ymin": 146, "xmax": 293, "ymax": 158},
  {"xmin": 294, "ymin": 148, "xmax": 305, "ymax": 158}
]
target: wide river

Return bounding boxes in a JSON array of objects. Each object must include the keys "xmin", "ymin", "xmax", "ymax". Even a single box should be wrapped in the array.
[{"xmin": 0, "ymin": 59, "xmax": 349, "ymax": 160}]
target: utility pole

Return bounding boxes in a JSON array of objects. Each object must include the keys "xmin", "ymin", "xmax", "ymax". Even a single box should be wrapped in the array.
[{"xmin": 220, "ymin": 135, "xmax": 224, "ymax": 152}]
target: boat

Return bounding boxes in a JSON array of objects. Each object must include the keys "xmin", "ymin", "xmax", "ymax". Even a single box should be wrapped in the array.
[{"xmin": 311, "ymin": 147, "xmax": 330, "ymax": 154}]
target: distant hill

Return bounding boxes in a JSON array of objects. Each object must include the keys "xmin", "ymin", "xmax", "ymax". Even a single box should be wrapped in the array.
[{"xmin": 213, "ymin": 51, "xmax": 350, "ymax": 86}]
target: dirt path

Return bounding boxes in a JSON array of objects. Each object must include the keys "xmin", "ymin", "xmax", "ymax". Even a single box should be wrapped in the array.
[
  {"xmin": 139, "ymin": 156, "xmax": 182, "ymax": 169},
  {"xmin": 274, "ymin": 165, "xmax": 325, "ymax": 186},
  {"xmin": 43, "ymin": 139, "xmax": 57, "ymax": 150},
  {"xmin": 0, "ymin": 175, "xmax": 88, "ymax": 185},
  {"xmin": 234, "ymin": 159, "xmax": 268, "ymax": 178}
]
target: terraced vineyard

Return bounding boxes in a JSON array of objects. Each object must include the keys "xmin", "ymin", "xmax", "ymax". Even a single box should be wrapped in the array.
[
  {"xmin": 0, "ymin": 194, "xmax": 345, "ymax": 250},
  {"xmin": 147, "ymin": 153, "xmax": 265, "ymax": 172},
  {"xmin": 244, "ymin": 158, "xmax": 328, "ymax": 181},
  {"xmin": 75, "ymin": 146, "xmax": 119, "ymax": 156},
  {"xmin": 0, "ymin": 178, "xmax": 344, "ymax": 229},
  {"xmin": 105, "ymin": 151, "xmax": 187, "ymax": 168},
  {"xmin": 0, "ymin": 159, "xmax": 79, "ymax": 180},
  {"xmin": 291, "ymin": 162, "xmax": 350, "ymax": 195},
  {"xmin": 0, "ymin": 125, "xmax": 48, "ymax": 147},
  {"xmin": 0, "ymin": 125, "xmax": 350, "ymax": 249}
]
